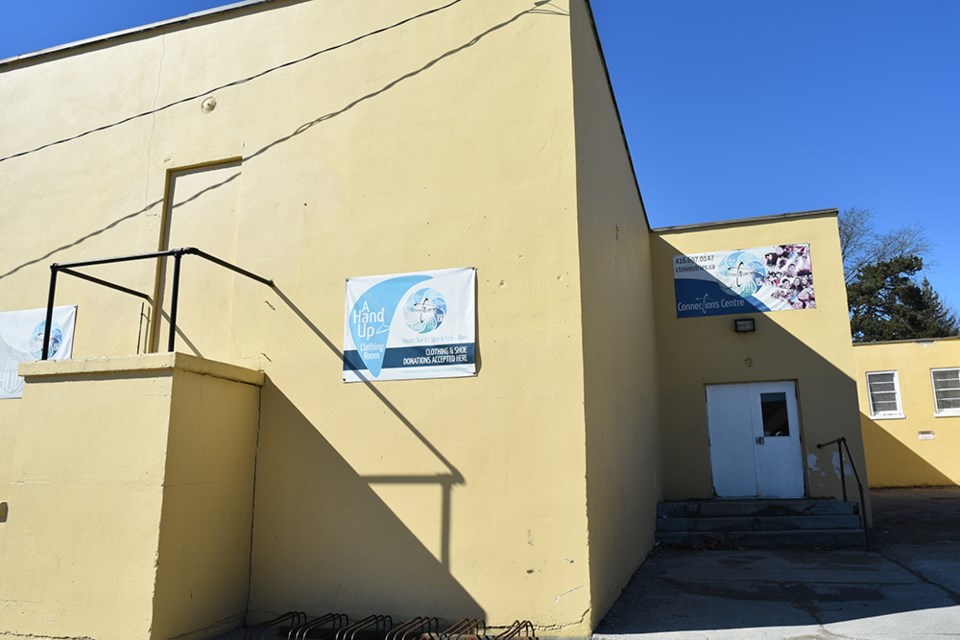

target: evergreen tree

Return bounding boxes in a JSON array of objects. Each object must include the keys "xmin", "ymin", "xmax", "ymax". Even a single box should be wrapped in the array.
[{"xmin": 847, "ymin": 255, "xmax": 960, "ymax": 342}]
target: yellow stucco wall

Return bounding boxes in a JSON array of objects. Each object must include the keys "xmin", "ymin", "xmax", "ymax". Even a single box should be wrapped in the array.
[
  {"xmin": 0, "ymin": 0, "xmax": 600, "ymax": 635},
  {"xmin": 153, "ymin": 363, "xmax": 262, "ymax": 640},
  {"xmin": 569, "ymin": 1, "xmax": 660, "ymax": 628},
  {"xmin": 0, "ymin": 354, "xmax": 262, "ymax": 640},
  {"xmin": 0, "ymin": 1, "xmax": 895, "ymax": 635},
  {"xmin": 0, "ymin": 362, "xmax": 170, "ymax": 639},
  {"xmin": 651, "ymin": 212, "xmax": 869, "ymax": 508},
  {"xmin": 854, "ymin": 338, "xmax": 960, "ymax": 487}
]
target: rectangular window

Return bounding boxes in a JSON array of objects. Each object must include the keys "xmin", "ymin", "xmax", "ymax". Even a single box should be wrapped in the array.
[
  {"xmin": 866, "ymin": 371, "xmax": 903, "ymax": 418},
  {"xmin": 931, "ymin": 368, "xmax": 960, "ymax": 416},
  {"xmin": 760, "ymin": 392, "xmax": 790, "ymax": 437}
]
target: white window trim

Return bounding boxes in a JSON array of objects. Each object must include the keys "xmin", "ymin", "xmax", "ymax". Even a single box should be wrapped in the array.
[
  {"xmin": 931, "ymin": 367, "xmax": 960, "ymax": 417},
  {"xmin": 866, "ymin": 370, "xmax": 904, "ymax": 419}
]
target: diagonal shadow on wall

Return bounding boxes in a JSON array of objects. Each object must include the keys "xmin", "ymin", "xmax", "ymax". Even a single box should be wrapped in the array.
[
  {"xmin": 649, "ymin": 234, "xmax": 866, "ymax": 506},
  {"xmin": 244, "ymin": 284, "xmax": 479, "ymax": 622},
  {"xmin": 249, "ymin": 377, "xmax": 482, "ymax": 623},
  {"xmin": 0, "ymin": 0, "xmax": 568, "ymax": 333},
  {"xmin": 0, "ymin": 170, "xmax": 239, "ymax": 282},
  {"xmin": 0, "ymin": 0, "xmax": 467, "ymax": 164},
  {"xmin": 593, "ymin": 231, "xmax": 960, "ymax": 635},
  {"xmin": 860, "ymin": 413, "xmax": 956, "ymax": 487}
]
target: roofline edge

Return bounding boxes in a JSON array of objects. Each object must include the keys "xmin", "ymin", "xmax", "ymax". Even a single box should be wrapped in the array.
[
  {"xmin": 0, "ymin": 0, "xmax": 287, "ymax": 68},
  {"xmin": 652, "ymin": 208, "xmax": 840, "ymax": 234}
]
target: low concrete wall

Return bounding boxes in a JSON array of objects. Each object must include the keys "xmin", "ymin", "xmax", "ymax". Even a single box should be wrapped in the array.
[{"xmin": 0, "ymin": 353, "xmax": 262, "ymax": 640}]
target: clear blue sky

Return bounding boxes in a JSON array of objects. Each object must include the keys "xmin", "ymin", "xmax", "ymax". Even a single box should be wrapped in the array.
[
  {"xmin": 590, "ymin": 0, "xmax": 960, "ymax": 312},
  {"xmin": 2, "ymin": 1, "xmax": 957, "ymax": 310}
]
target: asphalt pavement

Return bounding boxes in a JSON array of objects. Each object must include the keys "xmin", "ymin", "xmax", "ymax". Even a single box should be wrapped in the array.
[{"xmin": 594, "ymin": 487, "xmax": 960, "ymax": 640}]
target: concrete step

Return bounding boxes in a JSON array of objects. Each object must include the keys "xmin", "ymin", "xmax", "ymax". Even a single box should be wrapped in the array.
[
  {"xmin": 657, "ymin": 498, "xmax": 858, "ymax": 519},
  {"xmin": 656, "ymin": 528, "xmax": 866, "ymax": 548},
  {"xmin": 656, "ymin": 514, "xmax": 863, "ymax": 532},
  {"xmin": 655, "ymin": 499, "xmax": 866, "ymax": 548}
]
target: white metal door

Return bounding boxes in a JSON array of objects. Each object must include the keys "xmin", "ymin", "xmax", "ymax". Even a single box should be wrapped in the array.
[
  {"xmin": 706, "ymin": 384, "xmax": 757, "ymax": 497},
  {"xmin": 751, "ymin": 381, "xmax": 804, "ymax": 498},
  {"xmin": 706, "ymin": 382, "xmax": 804, "ymax": 498}
]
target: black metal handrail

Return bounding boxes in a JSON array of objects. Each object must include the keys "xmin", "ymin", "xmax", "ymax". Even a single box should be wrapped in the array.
[
  {"xmin": 816, "ymin": 436, "xmax": 870, "ymax": 548},
  {"xmin": 42, "ymin": 247, "xmax": 273, "ymax": 359}
]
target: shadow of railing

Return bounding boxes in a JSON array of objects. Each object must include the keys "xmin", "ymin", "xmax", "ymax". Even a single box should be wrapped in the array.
[
  {"xmin": 269, "ymin": 285, "xmax": 464, "ymax": 569},
  {"xmin": 251, "ymin": 377, "xmax": 482, "ymax": 620},
  {"xmin": 0, "ymin": 170, "xmax": 239, "ymax": 282}
]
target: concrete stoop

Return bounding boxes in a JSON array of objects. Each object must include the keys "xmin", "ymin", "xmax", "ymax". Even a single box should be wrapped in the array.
[{"xmin": 655, "ymin": 498, "xmax": 866, "ymax": 548}]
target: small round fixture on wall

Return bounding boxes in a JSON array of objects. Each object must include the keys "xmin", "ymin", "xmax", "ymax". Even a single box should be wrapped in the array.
[{"xmin": 201, "ymin": 96, "xmax": 218, "ymax": 113}]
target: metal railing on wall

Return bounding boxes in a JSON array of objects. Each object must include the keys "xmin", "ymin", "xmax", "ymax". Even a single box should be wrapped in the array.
[
  {"xmin": 816, "ymin": 435, "xmax": 870, "ymax": 549},
  {"xmin": 41, "ymin": 247, "xmax": 273, "ymax": 360}
]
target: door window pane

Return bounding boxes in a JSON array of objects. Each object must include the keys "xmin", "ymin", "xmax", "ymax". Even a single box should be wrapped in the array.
[{"xmin": 760, "ymin": 392, "xmax": 789, "ymax": 437}]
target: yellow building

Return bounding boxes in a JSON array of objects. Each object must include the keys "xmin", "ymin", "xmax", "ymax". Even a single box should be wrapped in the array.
[
  {"xmin": 0, "ymin": 1, "xmax": 871, "ymax": 639},
  {"xmin": 854, "ymin": 337, "xmax": 960, "ymax": 487},
  {"xmin": 651, "ymin": 211, "xmax": 867, "ymax": 505}
]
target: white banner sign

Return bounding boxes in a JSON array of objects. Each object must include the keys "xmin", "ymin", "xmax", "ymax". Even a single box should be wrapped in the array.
[
  {"xmin": 343, "ymin": 267, "xmax": 476, "ymax": 382},
  {"xmin": 673, "ymin": 243, "xmax": 816, "ymax": 318},
  {"xmin": 0, "ymin": 306, "xmax": 77, "ymax": 399}
]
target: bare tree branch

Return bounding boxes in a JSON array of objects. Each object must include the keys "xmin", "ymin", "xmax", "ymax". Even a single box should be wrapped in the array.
[{"xmin": 838, "ymin": 207, "xmax": 932, "ymax": 284}]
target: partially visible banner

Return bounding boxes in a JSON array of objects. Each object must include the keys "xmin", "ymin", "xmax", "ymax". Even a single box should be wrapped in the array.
[
  {"xmin": 674, "ymin": 244, "xmax": 816, "ymax": 318},
  {"xmin": 0, "ymin": 306, "xmax": 77, "ymax": 399},
  {"xmin": 343, "ymin": 268, "xmax": 476, "ymax": 382}
]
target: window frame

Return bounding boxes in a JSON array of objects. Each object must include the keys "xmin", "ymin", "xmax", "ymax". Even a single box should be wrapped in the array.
[
  {"xmin": 931, "ymin": 367, "xmax": 960, "ymax": 417},
  {"xmin": 866, "ymin": 370, "xmax": 904, "ymax": 419}
]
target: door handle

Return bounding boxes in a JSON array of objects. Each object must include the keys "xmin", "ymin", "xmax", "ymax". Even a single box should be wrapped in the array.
[{"xmin": 756, "ymin": 436, "xmax": 765, "ymax": 445}]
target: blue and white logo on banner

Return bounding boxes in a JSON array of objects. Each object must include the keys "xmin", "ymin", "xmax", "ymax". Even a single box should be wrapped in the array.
[
  {"xmin": 674, "ymin": 244, "xmax": 816, "ymax": 318},
  {"xmin": 343, "ymin": 268, "xmax": 476, "ymax": 382},
  {"xmin": 0, "ymin": 305, "xmax": 77, "ymax": 399}
]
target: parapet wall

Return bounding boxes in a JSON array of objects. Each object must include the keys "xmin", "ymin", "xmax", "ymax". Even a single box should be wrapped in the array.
[{"xmin": 0, "ymin": 353, "xmax": 262, "ymax": 640}]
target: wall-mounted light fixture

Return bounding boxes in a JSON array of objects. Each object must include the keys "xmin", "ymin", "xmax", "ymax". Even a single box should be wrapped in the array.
[{"xmin": 733, "ymin": 318, "xmax": 756, "ymax": 333}]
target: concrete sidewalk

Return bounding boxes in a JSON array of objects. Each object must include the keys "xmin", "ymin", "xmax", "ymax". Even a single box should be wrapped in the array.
[{"xmin": 595, "ymin": 488, "xmax": 960, "ymax": 640}]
